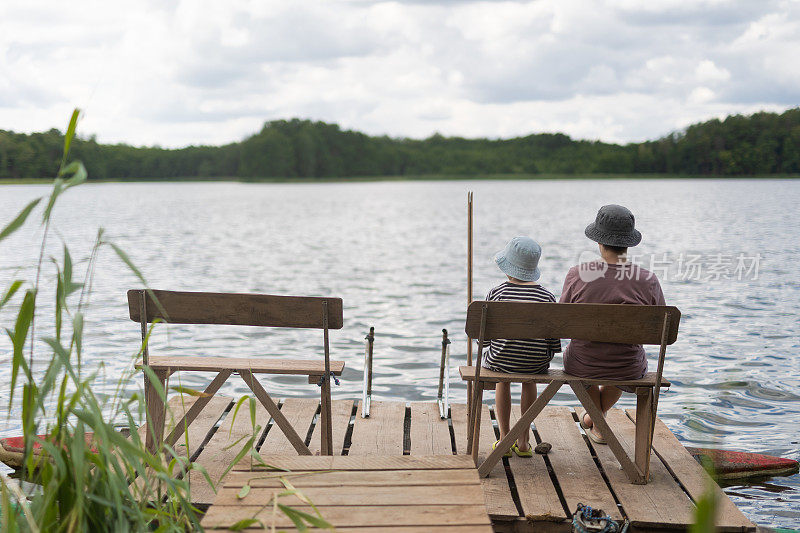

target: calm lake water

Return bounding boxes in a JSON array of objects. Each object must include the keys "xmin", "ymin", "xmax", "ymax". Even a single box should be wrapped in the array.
[{"xmin": 1, "ymin": 179, "xmax": 798, "ymax": 527}]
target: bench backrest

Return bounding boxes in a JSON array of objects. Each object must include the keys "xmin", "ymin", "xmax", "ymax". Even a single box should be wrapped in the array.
[
  {"xmin": 127, "ymin": 289, "xmax": 344, "ymax": 329},
  {"xmin": 465, "ymin": 302, "xmax": 680, "ymax": 345}
]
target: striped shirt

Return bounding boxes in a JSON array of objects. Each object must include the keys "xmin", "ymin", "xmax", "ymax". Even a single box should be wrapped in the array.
[{"xmin": 481, "ymin": 282, "xmax": 562, "ymax": 374}]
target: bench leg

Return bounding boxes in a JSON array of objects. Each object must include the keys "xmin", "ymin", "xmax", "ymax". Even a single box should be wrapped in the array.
[
  {"xmin": 320, "ymin": 376, "xmax": 333, "ymax": 456},
  {"xmin": 469, "ymin": 382, "xmax": 485, "ymax": 463},
  {"xmin": 239, "ymin": 371, "xmax": 312, "ymax": 456},
  {"xmin": 145, "ymin": 368, "xmax": 169, "ymax": 453},
  {"xmin": 163, "ymin": 370, "xmax": 232, "ymax": 448},
  {"xmin": 635, "ymin": 387, "xmax": 654, "ymax": 481},
  {"xmin": 477, "ymin": 380, "xmax": 563, "ymax": 478},
  {"xmin": 571, "ymin": 382, "xmax": 645, "ymax": 484}
]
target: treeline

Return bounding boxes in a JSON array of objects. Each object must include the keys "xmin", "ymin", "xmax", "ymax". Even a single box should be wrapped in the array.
[{"xmin": 1, "ymin": 107, "xmax": 799, "ymax": 180}]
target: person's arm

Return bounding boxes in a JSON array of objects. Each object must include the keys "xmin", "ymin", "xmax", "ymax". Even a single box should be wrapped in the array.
[{"xmin": 651, "ymin": 277, "xmax": 666, "ymax": 306}]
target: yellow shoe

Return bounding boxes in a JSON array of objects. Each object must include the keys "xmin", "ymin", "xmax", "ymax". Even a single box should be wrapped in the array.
[
  {"xmin": 512, "ymin": 442, "xmax": 533, "ymax": 458},
  {"xmin": 493, "ymin": 440, "xmax": 512, "ymax": 458}
]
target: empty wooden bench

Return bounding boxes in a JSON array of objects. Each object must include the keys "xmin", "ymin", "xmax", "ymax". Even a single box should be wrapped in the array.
[
  {"xmin": 460, "ymin": 301, "xmax": 680, "ymax": 484},
  {"xmin": 128, "ymin": 289, "xmax": 345, "ymax": 456}
]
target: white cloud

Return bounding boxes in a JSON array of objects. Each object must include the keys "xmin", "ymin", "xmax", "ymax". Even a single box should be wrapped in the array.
[{"xmin": 0, "ymin": 0, "xmax": 797, "ymax": 147}]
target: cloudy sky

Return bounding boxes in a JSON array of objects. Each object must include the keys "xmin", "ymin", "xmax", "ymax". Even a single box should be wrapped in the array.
[{"xmin": 1, "ymin": 0, "xmax": 798, "ymax": 148}]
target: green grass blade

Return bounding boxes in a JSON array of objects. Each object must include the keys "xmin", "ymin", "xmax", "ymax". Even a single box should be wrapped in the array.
[
  {"xmin": 0, "ymin": 280, "xmax": 23, "ymax": 311},
  {"xmin": 60, "ymin": 108, "xmax": 80, "ymax": 170},
  {"xmin": 0, "ymin": 198, "xmax": 41, "ymax": 243},
  {"xmin": 9, "ymin": 289, "xmax": 36, "ymax": 410}
]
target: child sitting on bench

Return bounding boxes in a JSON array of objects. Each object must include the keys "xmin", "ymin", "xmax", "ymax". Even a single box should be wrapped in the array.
[{"xmin": 482, "ymin": 236, "xmax": 561, "ymax": 457}]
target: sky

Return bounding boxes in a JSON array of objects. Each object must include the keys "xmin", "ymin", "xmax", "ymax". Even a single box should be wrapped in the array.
[{"xmin": 0, "ymin": 0, "xmax": 798, "ymax": 148}]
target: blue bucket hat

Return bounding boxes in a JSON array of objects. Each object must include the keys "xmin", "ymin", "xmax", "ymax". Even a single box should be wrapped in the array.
[{"xmin": 494, "ymin": 236, "xmax": 542, "ymax": 282}]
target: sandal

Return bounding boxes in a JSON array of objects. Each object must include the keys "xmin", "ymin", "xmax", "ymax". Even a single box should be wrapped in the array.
[
  {"xmin": 580, "ymin": 414, "xmax": 607, "ymax": 445},
  {"xmin": 579, "ymin": 412, "xmax": 593, "ymax": 431},
  {"xmin": 585, "ymin": 429, "xmax": 607, "ymax": 445},
  {"xmin": 493, "ymin": 440, "xmax": 512, "ymax": 458},
  {"xmin": 512, "ymin": 442, "xmax": 533, "ymax": 458}
]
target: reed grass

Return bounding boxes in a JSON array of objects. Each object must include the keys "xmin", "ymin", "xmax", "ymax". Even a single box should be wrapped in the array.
[{"xmin": 0, "ymin": 109, "xmax": 332, "ymax": 532}]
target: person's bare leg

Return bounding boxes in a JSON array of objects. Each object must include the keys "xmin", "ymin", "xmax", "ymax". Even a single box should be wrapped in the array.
[
  {"xmin": 582, "ymin": 385, "xmax": 623, "ymax": 440},
  {"xmin": 599, "ymin": 385, "xmax": 624, "ymax": 412},
  {"xmin": 517, "ymin": 382, "xmax": 537, "ymax": 450},
  {"xmin": 495, "ymin": 381, "xmax": 511, "ymax": 442},
  {"xmin": 583, "ymin": 385, "xmax": 602, "ymax": 428}
]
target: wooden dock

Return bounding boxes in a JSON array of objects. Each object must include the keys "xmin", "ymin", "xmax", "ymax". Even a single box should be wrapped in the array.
[
  {"xmin": 201, "ymin": 455, "xmax": 494, "ymax": 532},
  {"xmin": 156, "ymin": 395, "xmax": 755, "ymax": 532}
]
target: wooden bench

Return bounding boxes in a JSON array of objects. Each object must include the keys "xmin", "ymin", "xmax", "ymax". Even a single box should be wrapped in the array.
[
  {"xmin": 460, "ymin": 301, "xmax": 680, "ymax": 484},
  {"xmin": 127, "ymin": 289, "xmax": 345, "ymax": 456}
]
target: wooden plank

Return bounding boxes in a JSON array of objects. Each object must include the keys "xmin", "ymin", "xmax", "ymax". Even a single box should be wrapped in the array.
[
  {"xmin": 477, "ymin": 380, "xmax": 563, "ymax": 478},
  {"xmin": 572, "ymin": 382, "xmax": 643, "ymax": 484},
  {"xmin": 240, "ymin": 372, "xmax": 311, "ymax": 455},
  {"xmin": 134, "ymin": 394, "xmax": 231, "ymax": 495},
  {"xmin": 625, "ymin": 409, "xmax": 755, "ymax": 531},
  {"xmin": 258, "ymin": 398, "xmax": 318, "ymax": 455},
  {"xmin": 188, "ymin": 396, "xmax": 271, "ymax": 505},
  {"xmin": 141, "ymin": 356, "xmax": 344, "ymax": 375},
  {"xmin": 451, "ymin": 403, "xmax": 519, "ymax": 521},
  {"xmin": 225, "ymin": 525, "xmax": 494, "ymax": 533},
  {"xmin": 465, "ymin": 301, "xmax": 680, "ymax": 345},
  {"xmin": 201, "ymin": 504, "xmax": 492, "ymax": 529},
  {"xmin": 162, "ymin": 394, "xmax": 233, "ymax": 460},
  {"xmin": 348, "ymin": 400, "xmax": 405, "ymax": 455},
  {"xmin": 238, "ymin": 454, "xmax": 477, "ymax": 472},
  {"xmin": 450, "ymin": 403, "xmax": 469, "ymax": 453},
  {"xmin": 591, "ymin": 408, "xmax": 695, "ymax": 527},
  {"xmin": 410, "ymin": 402, "xmax": 453, "ymax": 455},
  {"xmin": 221, "ymin": 469, "xmax": 480, "ymax": 488},
  {"xmin": 206, "ymin": 524, "xmax": 494, "ymax": 533},
  {"xmin": 128, "ymin": 289, "xmax": 344, "ymax": 329},
  {"xmin": 507, "ymin": 406, "xmax": 567, "ymax": 522},
  {"xmin": 164, "ymin": 370, "xmax": 231, "ymax": 447},
  {"xmin": 459, "ymin": 366, "xmax": 669, "ymax": 387},
  {"xmin": 213, "ymin": 484, "xmax": 486, "ymax": 507},
  {"xmin": 308, "ymin": 399, "xmax": 354, "ymax": 456},
  {"xmin": 533, "ymin": 407, "xmax": 621, "ymax": 520}
]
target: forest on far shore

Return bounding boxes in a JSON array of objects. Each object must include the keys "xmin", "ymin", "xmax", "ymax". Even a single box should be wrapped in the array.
[{"xmin": 1, "ymin": 107, "xmax": 799, "ymax": 181}]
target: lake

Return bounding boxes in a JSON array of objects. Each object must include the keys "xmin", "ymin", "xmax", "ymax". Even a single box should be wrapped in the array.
[{"xmin": 1, "ymin": 179, "xmax": 798, "ymax": 527}]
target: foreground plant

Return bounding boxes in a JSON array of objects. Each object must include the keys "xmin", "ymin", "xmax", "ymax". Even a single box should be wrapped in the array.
[
  {"xmin": 0, "ymin": 109, "xmax": 333, "ymax": 532},
  {"xmin": 0, "ymin": 110, "xmax": 213, "ymax": 532}
]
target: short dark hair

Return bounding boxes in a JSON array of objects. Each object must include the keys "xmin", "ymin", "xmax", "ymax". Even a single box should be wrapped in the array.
[{"xmin": 601, "ymin": 244, "xmax": 628, "ymax": 255}]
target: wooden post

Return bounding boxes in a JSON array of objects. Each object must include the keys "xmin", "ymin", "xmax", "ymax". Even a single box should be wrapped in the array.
[
  {"xmin": 140, "ymin": 290, "xmax": 167, "ymax": 454},
  {"xmin": 320, "ymin": 300, "xmax": 334, "ymax": 455},
  {"xmin": 466, "ymin": 191, "xmax": 474, "ymax": 415},
  {"xmin": 645, "ymin": 312, "xmax": 672, "ymax": 479},
  {"xmin": 467, "ymin": 303, "xmax": 487, "ymax": 460},
  {"xmin": 635, "ymin": 386, "xmax": 654, "ymax": 479}
]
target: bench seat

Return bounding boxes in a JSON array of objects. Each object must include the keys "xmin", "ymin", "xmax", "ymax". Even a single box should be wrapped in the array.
[
  {"xmin": 138, "ymin": 356, "xmax": 345, "ymax": 377},
  {"xmin": 459, "ymin": 366, "xmax": 669, "ymax": 389}
]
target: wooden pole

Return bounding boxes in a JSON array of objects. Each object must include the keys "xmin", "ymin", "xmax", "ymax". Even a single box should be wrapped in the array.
[{"xmin": 466, "ymin": 191, "xmax": 474, "ymax": 414}]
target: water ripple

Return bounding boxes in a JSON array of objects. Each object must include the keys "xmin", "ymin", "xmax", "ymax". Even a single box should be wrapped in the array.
[{"xmin": 1, "ymin": 179, "xmax": 799, "ymax": 527}]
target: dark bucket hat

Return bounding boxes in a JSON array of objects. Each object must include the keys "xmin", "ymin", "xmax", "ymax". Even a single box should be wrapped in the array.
[{"xmin": 585, "ymin": 204, "xmax": 642, "ymax": 247}]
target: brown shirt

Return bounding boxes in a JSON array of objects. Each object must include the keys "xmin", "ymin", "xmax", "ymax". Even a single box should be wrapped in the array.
[{"xmin": 559, "ymin": 261, "xmax": 666, "ymax": 380}]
